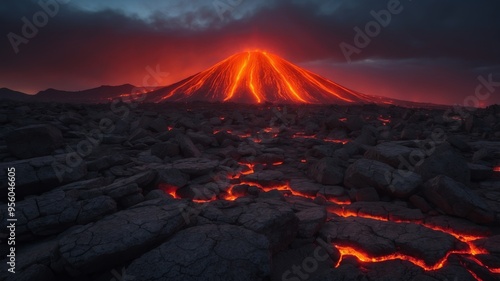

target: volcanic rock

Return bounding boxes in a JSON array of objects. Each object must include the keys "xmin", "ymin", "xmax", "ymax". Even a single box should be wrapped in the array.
[
  {"xmin": 344, "ymin": 159, "xmax": 422, "ymax": 198},
  {"xmin": 446, "ymin": 135, "xmax": 471, "ymax": 152},
  {"xmin": 400, "ymin": 124, "xmax": 422, "ymax": 140},
  {"xmin": 296, "ymin": 207, "xmax": 327, "ymax": 238},
  {"xmin": 86, "ymin": 154, "xmax": 130, "ymax": 171},
  {"xmin": 415, "ymin": 144, "xmax": 470, "ymax": 185},
  {"xmin": 353, "ymin": 125, "xmax": 378, "ymax": 146},
  {"xmin": 255, "ymin": 153, "xmax": 285, "ymax": 165},
  {"xmin": 318, "ymin": 185, "xmax": 346, "ymax": 198},
  {"xmin": 186, "ymin": 131, "xmax": 217, "ymax": 147},
  {"xmin": 0, "ymin": 190, "xmax": 116, "ymax": 239},
  {"xmin": 0, "ymin": 238, "xmax": 58, "ymax": 281},
  {"xmin": 320, "ymin": 216, "xmax": 463, "ymax": 266},
  {"xmin": 364, "ymin": 142, "xmax": 414, "ymax": 168},
  {"xmin": 58, "ymin": 199, "xmax": 192, "ymax": 275},
  {"xmin": 241, "ymin": 170, "xmax": 285, "ymax": 187},
  {"xmin": 176, "ymin": 183, "xmax": 219, "ymax": 200},
  {"xmin": 473, "ymin": 235, "xmax": 500, "ymax": 257},
  {"xmin": 337, "ymin": 201, "xmax": 425, "ymax": 222},
  {"xmin": 6, "ymin": 124, "xmax": 63, "ymax": 159},
  {"xmin": 101, "ymin": 134, "xmax": 127, "ymax": 144},
  {"xmin": 172, "ymin": 158, "xmax": 219, "ymax": 176},
  {"xmin": 128, "ymin": 128, "xmax": 150, "ymax": 142},
  {"xmin": 0, "ymin": 155, "xmax": 87, "ymax": 198},
  {"xmin": 354, "ymin": 187, "xmax": 380, "ymax": 202},
  {"xmin": 58, "ymin": 112, "xmax": 83, "ymax": 125},
  {"xmin": 148, "ymin": 117, "xmax": 168, "ymax": 133},
  {"xmin": 271, "ymin": 243, "xmax": 336, "ymax": 281},
  {"xmin": 150, "ymin": 141, "xmax": 180, "ymax": 159},
  {"xmin": 423, "ymin": 176, "xmax": 494, "ymax": 224},
  {"xmin": 289, "ymin": 178, "xmax": 322, "ymax": 197},
  {"xmin": 308, "ymin": 157, "xmax": 345, "ymax": 185},
  {"xmin": 124, "ymin": 224, "xmax": 271, "ymax": 281},
  {"xmin": 308, "ymin": 144, "xmax": 340, "ymax": 158},
  {"xmin": 467, "ymin": 163, "xmax": 493, "ymax": 181},
  {"xmin": 409, "ymin": 195, "xmax": 433, "ymax": 213},
  {"xmin": 157, "ymin": 168, "xmax": 189, "ymax": 188},
  {"xmin": 102, "ymin": 171, "xmax": 156, "ymax": 197},
  {"xmin": 176, "ymin": 133, "xmax": 202, "ymax": 157},
  {"xmin": 238, "ymin": 201, "xmax": 299, "ymax": 253}
]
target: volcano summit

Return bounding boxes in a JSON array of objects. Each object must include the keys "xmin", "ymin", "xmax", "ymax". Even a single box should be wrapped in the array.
[{"xmin": 147, "ymin": 51, "xmax": 387, "ymax": 104}]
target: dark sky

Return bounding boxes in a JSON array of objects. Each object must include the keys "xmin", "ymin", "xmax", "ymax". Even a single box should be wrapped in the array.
[{"xmin": 1, "ymin": 0, "xmax": 500, "ymax": 105}]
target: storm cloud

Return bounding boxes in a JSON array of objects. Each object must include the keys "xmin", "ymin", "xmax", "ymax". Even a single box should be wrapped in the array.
[{"xmin": 1, "ymin": 0, "xmax": 499, "ymax": 105}]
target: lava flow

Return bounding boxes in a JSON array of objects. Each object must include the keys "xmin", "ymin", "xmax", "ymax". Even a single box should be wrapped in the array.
[
  {"xmin": 160, "ymin": 159, "xmax": 499, "ymax": 278},
  {"xmin": 146, "ymin": 51, "xmax": 387, "ymax": 104},
  {"xmin": 329, "ymin": 208, "xmax": 500, "ymax": 277}
]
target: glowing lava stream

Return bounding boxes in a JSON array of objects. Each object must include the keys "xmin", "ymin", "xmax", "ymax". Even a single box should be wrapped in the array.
[
  {"xmin": 262, "ymin": 52, "xmax": 308, "ymax": 103},
  {"xmin": 334, "ymin": 245, "xmax": 472, "ymax": 271},
  {"xmin": 154, "ymin": 50, "xmax": 385, "ymax": 104},
  {"xmin": 329, "ymin": 208, "xmax": 500, "ymax": 277},
  {"xmin": 225, "ymin": 52, "xmax": 251, "ymax": 101},
  {"xmin": 162, "ymin": 159, "xmax": 499, "ymax": 278}
]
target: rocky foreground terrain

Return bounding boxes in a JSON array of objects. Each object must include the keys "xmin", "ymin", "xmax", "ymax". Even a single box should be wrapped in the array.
[{"xmin": 0, "ymin": 100, "xmax": 499, "ymax": 281}]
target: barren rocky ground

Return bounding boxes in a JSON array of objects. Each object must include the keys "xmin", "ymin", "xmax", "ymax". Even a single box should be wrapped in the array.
[{"xmin": 0, "ymin": 101, "xmax": 499, "ymax": 281}]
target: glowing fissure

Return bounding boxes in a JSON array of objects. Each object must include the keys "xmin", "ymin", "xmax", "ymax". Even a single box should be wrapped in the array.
[
  {"xmin": 153, "ymin": 51, "xmax": 382, "ymax": 104},
  {"xmin": 160, "ymin": 151, "xmax": 498, "ymax": 278},
  {"xmin": 334, "ymin": 245, "xmax": 471, "ymax": 272},
  {"xmin": 329, "ymin": 208, "xmax": 500, "ymax": 277}
]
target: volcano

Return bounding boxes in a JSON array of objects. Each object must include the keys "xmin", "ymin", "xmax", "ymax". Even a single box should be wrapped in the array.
[{"xmin": 147, "ymin": 51, "xmax": 390, "ymax": 104}]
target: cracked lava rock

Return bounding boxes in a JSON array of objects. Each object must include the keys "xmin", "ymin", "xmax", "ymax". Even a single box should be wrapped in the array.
[{"xmin": 0, "ymin": 101, "xmax": 500, "ymax": 281}]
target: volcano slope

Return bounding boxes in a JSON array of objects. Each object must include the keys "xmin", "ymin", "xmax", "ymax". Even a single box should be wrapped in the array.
[{"xmin": 145, "ymin": 51, "xmax": 394, "ymax": 105}]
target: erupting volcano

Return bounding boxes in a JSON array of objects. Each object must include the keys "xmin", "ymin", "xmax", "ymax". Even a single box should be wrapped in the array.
[{"xmin": 147, "ymin": 51, "xmax": 389, "ymax": 104}]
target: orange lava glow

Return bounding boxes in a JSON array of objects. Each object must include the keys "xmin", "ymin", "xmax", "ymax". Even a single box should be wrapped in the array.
[
  {"xmin": 377, "ymin": 115, "xmax": 392, "ymax": 125},
  {"xmin": 330, "ymin": 208, "xmax": 487, "ymax": 253},
  {"xmin": 324, "ymin": 138, "xmax": 350, "ymax": 145},
  {"xmin": 154, "ymin": 51, "xmax": 383, "ymax": 104},
  {"xmin": 335, "ymin": 245, "xmax": 470, "ymax": 271},
  {"xmin": 158, "ymin": 183, "xmax": 181, "ymax": 199},
  {"xmin": 159, "ymin": 157, "xmax": 499, "ymax": 277},
  {"xmin": 467, "ymin": 256, "xmax": 500, "ymax": 274},
  {"xmin": 192, "ymin": 197, "xmax": 217, "ymax": 204},
  {"xmin": 292, "ymin": 132, "xmax": 349, "ymax": 144},
  {"xmin": 329, "ymin": 208, "xmax": 500, "ymax": 277}
]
